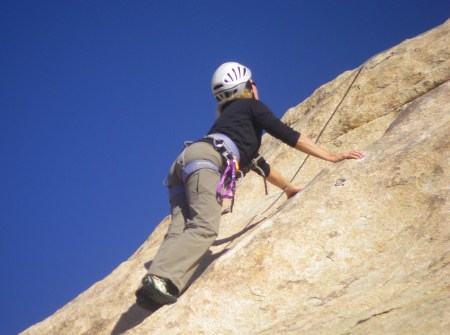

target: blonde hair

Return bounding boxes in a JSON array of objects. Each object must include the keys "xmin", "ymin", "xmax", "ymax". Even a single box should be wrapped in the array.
[{"xmin": 216, "ymin": 89, "xmax": 253, "ymax": 116}]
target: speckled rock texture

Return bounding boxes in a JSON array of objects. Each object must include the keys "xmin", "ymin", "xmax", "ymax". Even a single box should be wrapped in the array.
[{"xmin": 22, "ymin": 19, "xmax": 449, "ymax": 335}]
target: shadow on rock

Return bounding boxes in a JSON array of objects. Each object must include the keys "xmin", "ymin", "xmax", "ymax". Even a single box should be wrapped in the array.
[
  {"xmin": 212, "ymin": 220, "xmax": 262, "ymax": 246},
  {"xmin": 111, "ymin": 300, "xmax": 161, "ymax": 335},
  {"xmin": 184, "ymin": 248, "xmax": 228, "ymax": 292}
]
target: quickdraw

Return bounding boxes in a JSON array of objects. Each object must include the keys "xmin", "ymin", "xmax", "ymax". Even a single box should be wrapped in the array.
[{"xmin": 216, "ymin": 153, "xmax": 239, "ymax": 208}]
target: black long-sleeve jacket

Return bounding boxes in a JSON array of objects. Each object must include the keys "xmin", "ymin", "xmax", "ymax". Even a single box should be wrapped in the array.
[{"xmin": 207, "ymin": 98, "xmax": 300, "ymax": 175}]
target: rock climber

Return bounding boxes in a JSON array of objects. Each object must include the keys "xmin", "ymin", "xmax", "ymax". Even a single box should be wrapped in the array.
[{"xmin": 136, "ymin": 62, "xmax": 365, "ymax": 308}]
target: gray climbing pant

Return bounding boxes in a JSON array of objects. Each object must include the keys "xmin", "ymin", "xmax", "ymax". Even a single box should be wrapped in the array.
[{"xmin": 148, "ymin": 141, "xmax": 224, "ymax": 293}]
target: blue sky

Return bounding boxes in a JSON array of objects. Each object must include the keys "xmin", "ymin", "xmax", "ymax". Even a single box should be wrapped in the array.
[{"xmin": 1, "ymin": 1, "xmax": 448, "ymax": 333}]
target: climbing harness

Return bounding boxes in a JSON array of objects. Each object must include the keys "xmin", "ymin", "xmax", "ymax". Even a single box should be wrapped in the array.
[
  {"xmin": 182, "ymin": 159, "xmax": 220, "ymax": 182},
  {"xmin": 167, "ymin": 133, "xmax": 242, "ymax": 213}
]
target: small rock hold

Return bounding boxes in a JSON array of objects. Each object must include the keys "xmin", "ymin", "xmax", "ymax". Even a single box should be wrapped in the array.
[{"xmin": 335, "ymin": 178, "xmax": 346, "ymax": 186}]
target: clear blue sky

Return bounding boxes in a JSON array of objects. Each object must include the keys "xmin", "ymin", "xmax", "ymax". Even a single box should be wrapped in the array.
[{"xmin": 1, "ymin": 1, "xmax": 448, "ymax": 333}]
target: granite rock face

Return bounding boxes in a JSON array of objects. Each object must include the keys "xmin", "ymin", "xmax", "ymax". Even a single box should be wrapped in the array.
[{"xmin": 22, "ymin": 19, "xmax": 450, "ymax": 335}]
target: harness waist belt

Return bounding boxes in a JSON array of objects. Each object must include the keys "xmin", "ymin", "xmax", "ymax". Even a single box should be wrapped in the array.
[{"xmin": 205, "ymin": 133, "xmax": 240, "ymax": 163}]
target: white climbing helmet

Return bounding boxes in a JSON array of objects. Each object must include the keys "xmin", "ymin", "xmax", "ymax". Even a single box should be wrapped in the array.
[{"xmin": 211, "ymin": 62, "xmax": 252, "ymax": 102}]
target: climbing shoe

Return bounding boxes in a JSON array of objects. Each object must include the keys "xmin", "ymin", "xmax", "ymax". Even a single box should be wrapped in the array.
[
  {"xmin": 141, "ymin": 274, "xmax": 178, "ymax": 305},
  {"xmin": 135, "ymin": 286, "xmax": 162, "ymax": 311}
]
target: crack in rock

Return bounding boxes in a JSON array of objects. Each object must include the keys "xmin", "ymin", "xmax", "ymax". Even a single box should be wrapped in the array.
[{"xmin": 356, "ymin": 307, "xmax": 400, "ymax": 325}]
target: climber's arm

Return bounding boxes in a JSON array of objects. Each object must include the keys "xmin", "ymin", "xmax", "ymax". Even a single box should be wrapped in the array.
[
  {"xmin": 295, "ymin": 134, "xmax": 365, "ymax": 163},
  {"xmin": 266, "ymin": 167, "xmax": 301, "ymax": 199}
]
